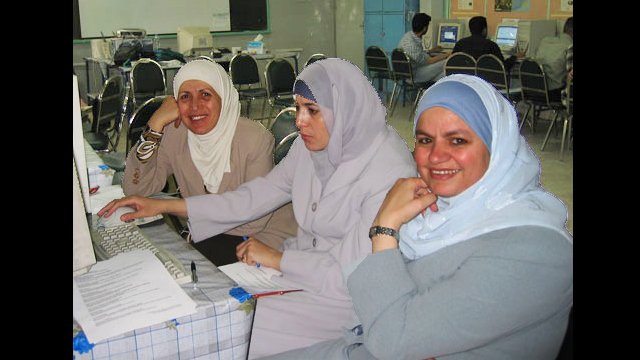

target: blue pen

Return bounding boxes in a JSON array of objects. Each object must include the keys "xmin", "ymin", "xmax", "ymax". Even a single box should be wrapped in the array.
[{"xmin": 242, "ymin": 236, "xmax": 261, "ymax": 268}]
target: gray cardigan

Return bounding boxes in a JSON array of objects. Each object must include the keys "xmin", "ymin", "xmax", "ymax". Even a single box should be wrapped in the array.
[{"xmin": 261, "ymin": 225, "xmax": 573, "ymax": 360}]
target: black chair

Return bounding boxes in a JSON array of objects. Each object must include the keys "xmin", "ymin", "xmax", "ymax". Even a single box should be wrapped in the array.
[
  {"xmin": 444, "ymin": 52, "xmax": 477, "ymax": 76},
  {"xmin": 269, "ymin": 107, "xmax": 298, "ymax": 147},
  {"xmin": 476, "ymin": 53, "xmax": 521, "ymax": 104},
  {"xmin": 229, "ymin": 53, "xmax": 268, "ymax": 120},
  {"xmin": 389, "ymin": 48, "xmax": 433, "ymax": 120},
  {"xmin": 304, "ymin": 53, "xmax": 327, "ymax": 68},
  {"xmin": 127, "ymin": 95, "xmax": 167, "ymax": 154},
  {"xmin": 264, "ymin": 58, "xmax": 296, "ymax": 118},
  {"xmin": 130, "ymin": 58, "xmax": 166, "ymax": 110},
  {"xmin": 518, "ymin": 59, "xmax": 565, "ymax": 150},
  {"xmin": 274, "ymin": 132, "xmax": 298, "ymax": 165},
  {"xmin": 365, "ymin": 46, "xmax": 394, "ymax": 108},
  {"xmin": 85, "ymin": 75, "xmax": 124, "ymax": 152}
]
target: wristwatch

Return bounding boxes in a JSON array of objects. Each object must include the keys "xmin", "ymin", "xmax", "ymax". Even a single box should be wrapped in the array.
[{"xmin": 368, "ymin": 226, "xmax": 399, "ymax": 241}]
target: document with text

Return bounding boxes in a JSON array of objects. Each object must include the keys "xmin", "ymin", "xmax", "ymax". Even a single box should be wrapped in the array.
[
  {"xmin": 73, "ymin": 249, "xmax": 197, "ymax": 343},
  {"xmin": 219, "ymin": 261, "xmax": 302, "ymax": 293}
]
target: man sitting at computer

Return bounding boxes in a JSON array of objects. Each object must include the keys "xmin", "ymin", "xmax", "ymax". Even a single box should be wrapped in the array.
[
  {"xmin": 535, "ymin": 17, "xmax": 573, "ymax": 102},
  {"xmin": 398, "ymin": 13, "xmax": 449, "ymax": 83},
  {"xmin": 452, "ymin": 16, "xmax": 521, "ymax": 73}
]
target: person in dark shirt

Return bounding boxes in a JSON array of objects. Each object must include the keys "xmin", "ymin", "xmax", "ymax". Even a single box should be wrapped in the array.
[{"xmin": 452, "ymin": 16, "xmax": 520, "ymax": 73}]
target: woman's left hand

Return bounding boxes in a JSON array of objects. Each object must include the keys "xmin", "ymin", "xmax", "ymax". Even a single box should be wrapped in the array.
[{"xmin": 236, "ymin": 237, "xmax": 283, "ymax": 270}]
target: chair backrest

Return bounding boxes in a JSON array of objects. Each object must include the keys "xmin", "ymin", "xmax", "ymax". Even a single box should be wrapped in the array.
[
  {"xmin": 127, "ymin": 95, "xmax": 167, "ymax": 153},
  {"xmin": 365, "ymin": 46, "xmax": 393, "ymax": 80},
  {"xmin": 444, "ymin": 52, "xmax": 477, "ymax": 76},
  {"xmin": 391, "ymin": 48, "xmax": 414, "ymax": 82},
  {"xmin": 269, "ymin": 107, "xmax": 297, "ymax": 146},
  {"xmin": 92, "ymin": 75, "xmax": 124, "ymax": 135},
  {"xmin": 519, "ymin": 59, "xmax": 551, "ymax": 106},
  {"xmin": 265, "ymin": 58, "xmax": 296, "ymax": 98},
  {"xmin": 229, "ymin": 54, "xmax": 262, "ymax": 86},
  {"xmin": 476, "ymin": 54, "xmax": 509, "ymax": 95},
  {"xmin": 130, "ymin": 58, "xmax": 166, "ymax": 108},
  {"xmin": 274, "ymin": 132, "xmax": 298, "ymax": 165},
  {"xmin": 304, "ymin": 53, "xmax": 327, "ymax": 68}
]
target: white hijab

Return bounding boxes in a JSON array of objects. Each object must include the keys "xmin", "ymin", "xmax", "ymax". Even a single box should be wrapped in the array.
[
  {"xmin": 399, "ymin": 74, "xmax": 572, "ymax": 260},
  {"xmin": 173, "ymin": 59, "xmax": 240, "ymax": 193}
]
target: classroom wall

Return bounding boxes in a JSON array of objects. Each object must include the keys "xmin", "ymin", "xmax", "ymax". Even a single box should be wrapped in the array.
[
  {"xmin": 73, "ymin": 0, "xmax": 336, "ymax": 99},
  {"xmin": 448, "ymin": 0, "xmax": 573, "ymax": 38}
]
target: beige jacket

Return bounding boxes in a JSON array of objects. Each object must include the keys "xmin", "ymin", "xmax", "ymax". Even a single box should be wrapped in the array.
[{"xmin": 123, "ymin": 117, "xmax": 297, "ymax": 249}]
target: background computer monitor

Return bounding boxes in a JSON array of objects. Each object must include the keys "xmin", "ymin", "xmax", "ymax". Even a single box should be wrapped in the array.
[
  {"xmin": 495, "ymin": 25, "xmax": 518, "ymax": 52},
  {"xmin": 177, "ymin": 26, "xmax": 214, "ymax": 55},
  {"xmin": 437, "ymin": 23, "xmax": 461, "ymax": 49}
]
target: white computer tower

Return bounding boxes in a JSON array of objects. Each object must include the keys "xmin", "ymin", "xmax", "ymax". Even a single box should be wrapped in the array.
[{"xmin": 516, "ymin": 19, "xmax": 557, "ymax": 57}]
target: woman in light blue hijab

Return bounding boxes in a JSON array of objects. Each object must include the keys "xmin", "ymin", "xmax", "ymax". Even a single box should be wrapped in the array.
[{"xmin": 263, "ymin": 74, "xmax": 573, "ymax": 360}]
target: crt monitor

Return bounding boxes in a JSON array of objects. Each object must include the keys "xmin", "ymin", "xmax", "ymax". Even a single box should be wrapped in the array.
[
  {"xmin": 495, "ymin": 25, "xmax": 518, "ymax": 52},
  {"xmin": 437, "ymin": 23, "xmax": 461, "ymax": 49},
  {"xmin": 177, "ymin": 26, "xmax": 214, "ymax": 56}
]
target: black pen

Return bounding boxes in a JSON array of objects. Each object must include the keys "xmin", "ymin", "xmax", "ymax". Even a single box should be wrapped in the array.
[{"xmin": 191, "ymin": 261, "xmax": 198, "ymax": 287}]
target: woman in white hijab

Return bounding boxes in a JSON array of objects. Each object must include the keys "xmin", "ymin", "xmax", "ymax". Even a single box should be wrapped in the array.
[
  {"xmin": 122, "ymin": 59, "xmax": 297, "ymax": 264},
  {"xmin": 262, "ymin": 74, "xmax": 573, "ymax": 359},
  {"xmin": 100, "ymin": 58, "xmax": 416, "ymax": 358}
]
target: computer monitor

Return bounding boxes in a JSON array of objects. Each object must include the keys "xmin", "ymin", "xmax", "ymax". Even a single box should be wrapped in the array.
[
  {"xmin": 437, "ymin": 23, "xmax": 461, "ymax": 49},
  {"xmin": 73, "ymin": 75, "xmax": 97, "ymax": 276},
  {"xmin": 177, "ymin": 26, "xmax": 214, "ymax": 56},
  {"xmin": 495, "ymin": 25, "xmax": 518, "ymax": 52}
]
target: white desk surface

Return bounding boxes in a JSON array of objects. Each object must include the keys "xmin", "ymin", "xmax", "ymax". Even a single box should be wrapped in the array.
[{"xmin": 74, "ymin": 142, "xmax": 255, "ymax": 359}]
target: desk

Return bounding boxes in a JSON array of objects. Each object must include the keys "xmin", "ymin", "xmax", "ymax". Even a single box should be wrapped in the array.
[{"xmin": 73, "ymin": 221, "xmax": 255, "ymax": 359}]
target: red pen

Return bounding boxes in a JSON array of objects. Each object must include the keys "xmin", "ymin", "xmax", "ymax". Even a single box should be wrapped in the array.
[{"xmin": 252, "ymin": 289, "xmax": 303, "ymax": 299}]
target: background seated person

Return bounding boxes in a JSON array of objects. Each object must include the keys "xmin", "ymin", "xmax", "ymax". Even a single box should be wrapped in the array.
[
  {"xmin": 123, "ymin": 59, "xmax": 297, "ymax": 265},
  {"xmin": 261, "ymin": 74, "xmax": 573, "ymax": 360},
  {"xmin": 398, "ymin": 12, "xmax": 449, "ymax": 83},
  {"xmin": 452, "ymin": 16, "xmax": 523, "ymax": 73},
  {"xmin": 535, "ymin": 16, "xmax": 573, "ymax": 102}
]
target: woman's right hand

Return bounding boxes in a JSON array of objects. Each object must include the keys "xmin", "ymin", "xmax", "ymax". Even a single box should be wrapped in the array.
[
  {"xmin": 373, "ymin": 177, "xmax": 438, "ymax": 231},
  {"xmin": 147, "ymin": 96, "xmax": 181, "ymax": 132},
  {"xmin": 97, "ymin": 195, "xmax": 167, "ymax": 222}
]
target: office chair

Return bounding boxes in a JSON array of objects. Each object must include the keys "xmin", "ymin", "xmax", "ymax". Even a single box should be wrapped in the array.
[
  {"xmin": 269, "ymin": 107, "xmax": 297, "ymax": 147},
  {"xmin": 389, "ymin": 48, "xmax": 433, "ymax": 121},
  {"xmin": 83, "ymin": 75, "xmax": 129, "ymax": 173},
  {"xmin": 129, "ymin": 58, "xmax": 166, "ymax": 110},
  {"xmin": 304, "ymin": 53, "xmax": 327, "ymax": 68},
  {"xmin": 229, "ymin": 53, "xmax": 268, "ymax": 120},
  {"xmin": 273, "ymin": 132, "xmax": 298, "ymax": 165},
  {"xmin": 264, "ymin": 58, "xmax": 296, "ymax": 119},
  {"xmin": 444, "ymin": 52, "xmax": 477, "ymax": 76},
  {"xmin": 518, "ymin": 59, "xmax": 565, "ymax": 149},
  {"xmin": 476, "ymin": 53, "xmax": 521, "ymax": 104},
  {"xmin": 365, "ymin": 46, "xmax": 394, "ymax": 108},
  {"xmin": 127, "ymin": 95, "xmax": 167, "ymax": 154}
]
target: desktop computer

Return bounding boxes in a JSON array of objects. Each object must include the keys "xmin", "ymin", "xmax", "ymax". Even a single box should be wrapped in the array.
[
  {"xmin": 177, "ymin": 26, "xmax": 214, "ymax": 56},
  {"xmin": 515, "ymin": 20, "xmax": 557, "ymax": 57},
  {"xmin": 495, "ymin": 24, "xmax": 519, "ymax": 54},
  {"xmin": 436, "ymin": 23, "xmax": 462, "ymax": 50}
]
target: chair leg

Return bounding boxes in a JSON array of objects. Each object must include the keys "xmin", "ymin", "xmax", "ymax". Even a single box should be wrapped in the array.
[
  {"xmin": 389, "ymin": 82, "xmax": 399, "ymax": 116},
  {"xmin": 560, "ymin": 113, "xmax": 572, "ymax": 161},
  {"xmin": 541, "ymin": 111, "xmax": 559, "ymax": 151},
  {"xmin": 409, "ymin": 89, "xmax": 424, "ymax": 122},
  {"xmin": 520, "ymin": 103, "xmax": 532, "ymax": 131}
]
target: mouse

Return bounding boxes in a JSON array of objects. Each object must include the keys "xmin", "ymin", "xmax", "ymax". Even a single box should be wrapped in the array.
[{"xmin": 97, "ymin": 206, "xmax": 137, "ymax": 228}]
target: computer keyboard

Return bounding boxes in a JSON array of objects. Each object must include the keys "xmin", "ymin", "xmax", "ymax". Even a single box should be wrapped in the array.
[{"xmin": 91, "ymin": 222, "xmax": 191, "ymax": 285}]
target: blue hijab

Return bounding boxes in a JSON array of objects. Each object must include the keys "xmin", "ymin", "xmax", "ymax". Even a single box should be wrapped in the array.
[{"xmin": 399, "ymin": 74, "xmax": 572, "ymax": 260}]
